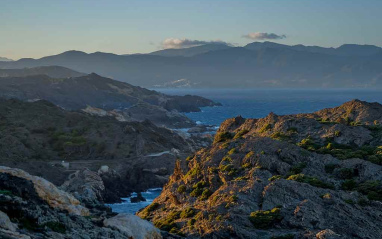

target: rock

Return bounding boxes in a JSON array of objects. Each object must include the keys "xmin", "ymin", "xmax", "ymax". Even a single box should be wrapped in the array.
[
  {"xmin": 61, "ymin": 168, "xmax": 105, "ymax": 206},
  {"xmin": 0, "ymin": 229, "xmax": 31, "ymax": 239},
  {"xmin": 103, "ymin": 213, "xmax": 162, "ymax": 239},
  {"xmin": 316, "ymin": 229, "xmax": 341, "ymax": 239},
  {"xmin": 0, "ymin": 166, "xmax": 89, "ymax": 216},
  {"xmin": 0, "ymin": 210, "xmax": 17, "ymax": 232},
  {"xmin": 130, "ymin": 192, "xmax": 147, "ymax": 203}
]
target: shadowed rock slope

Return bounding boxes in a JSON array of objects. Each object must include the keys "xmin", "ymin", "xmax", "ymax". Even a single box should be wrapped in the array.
[
  {"xmin": 138, "ymin": 100, "xmax": 382, "ymax": 239},
  {"xmin": 0, "ymin": 98, "xmax": 197, "ymax": 200}
]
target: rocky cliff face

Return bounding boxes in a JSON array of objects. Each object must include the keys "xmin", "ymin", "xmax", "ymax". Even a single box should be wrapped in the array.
[
  {"xmin": 0, "ymin": 98, "xmax": 198, "ymax": 200},
  {"xmin": 138, "ymin": 100, "xmax": 382, "ymax": 239},
  {"xmin": 0, "ymin": 166, "xmax": 161, "ymax": 239}
]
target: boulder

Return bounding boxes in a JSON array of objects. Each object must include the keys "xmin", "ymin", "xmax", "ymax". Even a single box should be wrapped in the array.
[
  {"xmin": 61, "ymin": 168, "xmax": 105, "ymax": 205},
  {"xmin": 103, "ymin": 213, "xmax": 162, "ymax": 239},
  {"xmin": 0, "ymin": 210, "xmax": 17, "ymax": 232}
]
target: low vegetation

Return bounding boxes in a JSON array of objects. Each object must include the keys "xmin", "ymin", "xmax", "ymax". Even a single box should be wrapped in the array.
[{"xmin": 249, "ymin": 207, "xmax": 283, "ymax": 229}]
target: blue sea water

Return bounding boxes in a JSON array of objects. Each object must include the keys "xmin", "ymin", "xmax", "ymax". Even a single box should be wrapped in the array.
[
  {"xmin": 110, "ymin": 89, "xmax": 382, "ymax": 214},
  {"xmin": 159, "ymin": 89, "xmax": 382, "ymax": 127},
  {"xmin": 108, "ymin": 188, "xmax": 162, "ymax": 214}
]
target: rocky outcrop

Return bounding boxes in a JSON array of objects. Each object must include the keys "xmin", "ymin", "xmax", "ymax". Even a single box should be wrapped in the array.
[
  {"xmin": 0, "ymin": 166, "xmax": 168, "ymax": 239},
  {"xmin": 0, "ymin": 166, "xmax": 89, "ymax": 216},
  {"xmin": 103, "ymin": 214, "xmax": 162, "ymax": 239},
  {"xmin": 138, "ymin": 100, "xmax": 382, "ymax": 239},
  {"xmin": 60, "ymin": 168, "xmax": 106, "ymax": 207}
]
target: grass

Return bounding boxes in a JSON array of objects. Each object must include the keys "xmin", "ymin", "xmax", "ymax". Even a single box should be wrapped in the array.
[
  {"xmin": 233, "ymin": 129, "xmax": 249, "ymax": 139},
  {"xmin": 0, "ymin": 190, "xmax": 13, "ymax": 196},
  {"xmin": 214, "ymin": 132, "xmax": 233, "ymax": 143}
]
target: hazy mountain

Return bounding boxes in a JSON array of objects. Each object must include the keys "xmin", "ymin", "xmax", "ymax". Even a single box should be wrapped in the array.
[
  {"xmin": 245, "ymin": 41, "xmax": 382, "ymax": 56},
  {"xmin": 149, "ymin": 43, "xmax": 232, "ymax": 57},
  {"xmin": 0, "ymin": 42, "xmax": 381, "ymax": 88},
  {"xmin": 0, "ymin": 66, "xmax": 85, "ymax": 78},
  {"xmin": 0, "ymin": 57, "xmax": 13, "ymax": 62}
]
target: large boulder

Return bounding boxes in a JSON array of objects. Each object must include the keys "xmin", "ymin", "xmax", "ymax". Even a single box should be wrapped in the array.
[
  {"xmin": 61, "ymin": 168, "xmax": 105, "ymax": 206},
  {"xmin": 0, "ymin": 166, "xmax": 89, "ymax": 216},
  {"xmin": 0, "ymin": 210, "xmax": 18, "ymax": 232},
  {"xmin": 103, "ymin": 213, "xmax": 162, "ymax": 239}
]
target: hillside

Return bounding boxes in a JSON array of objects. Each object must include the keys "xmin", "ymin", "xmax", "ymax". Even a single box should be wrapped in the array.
[
  {"xmin": 0, "ymin": 66, "xmax": 85, "ymax": 78},
  {"xmin": 0, "ymin": 71, "xmax": 220, "ymax": 128},
  {"xmin": 0, "ymin": 43, "xmax": 381, "ymax": 88},
  {"xmin": 138, "ymin": 100, "xmax": 382, "ymax": 238},
  {"xmin": 0, "ymin": 98, "xmax": 201, "ymax": 201}
]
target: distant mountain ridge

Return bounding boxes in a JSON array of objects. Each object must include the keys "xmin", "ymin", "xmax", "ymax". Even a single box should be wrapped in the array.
[
  {"xmin": 0, "ymin": 66, "xmax": 85, "ymax": 78},
  {"xmin": 0, "ymin": 42, "xmax": 381, "ymax": 88},
  {"xmin": 0, "ymin": 57, "xmax": 13, "ymax": 62}
]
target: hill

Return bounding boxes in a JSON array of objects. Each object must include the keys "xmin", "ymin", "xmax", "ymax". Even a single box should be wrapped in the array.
[
  {"xmin": 138, "ymin": 100, "xmax": 382, "ymax": 238},
  {"xmin": 0, "ymin": 65, "xmax": 85, "ymax": 78},
  {"xmin": 0, "ymin": 71, "xmax": 220, "ymax": 128}
]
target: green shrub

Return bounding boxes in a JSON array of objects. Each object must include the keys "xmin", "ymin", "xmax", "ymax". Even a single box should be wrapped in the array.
[
  {"xmin": 0, "ymin": 190, "xmax": 13, "ymax": 196},
  {"xmin": 325, "ymin": 164, "xmax": 339, "ymax": 174},
  {"xmin": 177, "ymin": 185, "xmax": 186, "ymax": 194},
  {"xmin": 288, "ymin": 163, "xmax": 307, "ymax": 175},
  {"xmin": 222, "ymin": 156, "xmax": 233, "ymax": 163},
  {"xmin": 287, "ymin": 174, "xmax": 334, "ymax": 189},
  {"xmin": 214, "ymin": 132, "xmax": 233, "ymax": 143},
  {"xmin": 227, "ymin": 148, "xmax": 237, "ymax": 155},
  {"xmin": 249, "ymin": 207, "xmax": 283, "ymax": 229},
  {"xmin": 260, "ymin": 123, "xmax": 272, "ymax": 133},
  {"xmin": 241, "ymin": 162, "xmax": 252, "ymax": 169},
  {"xmin": 193, "ymin": 181, "xmax": 209, "ymax": 189},
  {"xmin": 190, "ymin": 187, "xmax": 203, "ymax": 197},
  {"xmin": 271, "ymin": 234, "xmax": 295, "ymax": 239},
  {"xmin": 233, "ymin": 129, "xmax": 249, "ymax": 139},
  {"xmin": 344, "ymin": 199, "xmax": 355, "ymax": 204},
  {"xmin": 180, "ymin": 208, "xmax": 195, "ymax": 218},
  {"xmin": 271, "ymin": 132, "xmax": 290, "ymax": 141},
  {"xmin": 341, "ymin": 179, "xmax": 357, "ymax": 191},
  {"xmin": 287, "ymin": 127, "xmax": 298, "ymax": 133},
  {"xmin": 338, "ymin": 168, "xmax": 357, "ymax": 179},
  {"xmin": 297, "ymin": 137, "xmax": 320, "ymax": 151},
  {"xmin": 43, "ymin": 222, "xmax": 66, "ymax": 234},
  {"xmin": 187, "ymin": 218, "xmax": 196, "ymax": 226},
  {"xmin": 356, "ymin": 181, "xmax": 382, "ymax": 201},
  {"xmin": 199, "ymin": 189, "xmax": 212, "ymax": 200},
  {"xmin": 154, "ymin": 211, "xmax": 181, "ymax": 231},
  {"xmin": 269, "ymin": 175, "xmax": 282, "ymax": 181}
]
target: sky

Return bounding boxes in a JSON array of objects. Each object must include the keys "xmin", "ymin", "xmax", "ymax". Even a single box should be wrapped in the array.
[{"xmin": 1, "ymin": 0, "xmax": 381, "ymax": 60}]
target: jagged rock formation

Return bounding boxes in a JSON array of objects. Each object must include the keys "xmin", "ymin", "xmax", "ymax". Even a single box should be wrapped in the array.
[
  {"xmin": 0, "ymin": 98, "xmax": 197, "ymax": 200},
  {"xmin": 138, "ymin": 100, "xmax": 382, "ymax": 239},
  {"xmin": 0, "ymin": 166, "xmax": 160, "ymax": 239}
]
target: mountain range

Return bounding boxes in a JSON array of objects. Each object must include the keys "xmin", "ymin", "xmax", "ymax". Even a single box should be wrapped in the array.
[{"xmin": 1, "ymin": 42, "xmax": 381, "ymax": 88}]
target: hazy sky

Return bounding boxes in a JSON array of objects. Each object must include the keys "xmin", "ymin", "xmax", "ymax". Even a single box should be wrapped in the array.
[{"xmin": 1, "ymin": 0, "xmax": 381, "ymax": 60}]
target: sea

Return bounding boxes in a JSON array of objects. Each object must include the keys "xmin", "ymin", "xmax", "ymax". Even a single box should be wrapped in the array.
[{"xmin": 109, "ymin": 88, "xmax": 382, "ymax": 214}]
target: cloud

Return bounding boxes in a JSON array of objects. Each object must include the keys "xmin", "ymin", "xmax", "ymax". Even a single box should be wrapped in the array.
[
  {"xmin": 243, "ymin": 32, "xmax": 286, "ymax": 40},
  {"xmin": 161, "ymin": 38, "xmax": 231, "ymax": 49}
]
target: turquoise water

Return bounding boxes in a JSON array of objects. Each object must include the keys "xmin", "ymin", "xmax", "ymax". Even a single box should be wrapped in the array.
[
  {"xmin": 110, "ymin": 89, "xmax": 382, "ymax": 214},
  {"xmin": 159, "ymin": 89, "xmax": 382, "ymax": 127}
]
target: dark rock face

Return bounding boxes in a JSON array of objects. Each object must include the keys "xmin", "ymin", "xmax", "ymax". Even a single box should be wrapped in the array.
[
  {"xmin": 138, "ymin": 100, "xmax": 382, "ymax": 239},
  {"xmin": 0, "ymin": 98, "xmax": 197, "ymax": 201},
  {"xmin": 130, "ymin": 192, "xmax": 147, "ymax": 203}
]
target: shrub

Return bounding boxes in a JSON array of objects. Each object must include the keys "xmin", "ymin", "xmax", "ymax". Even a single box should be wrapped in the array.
[
  {"xmin": 260, "ymin": 123, "xmax": 272, "ymax": 133},
  {"xmin": 298, "ymin": 137, "xmax": 320, "ymax": 151},
  {"xmin": 334, "ymin": 130, "xmax": 341, "ymax": 137},
  {"xmin": 271, "ymin": 132, "xmax": 290, "ymax": 141},
  {"xmin": 325, "ymin": 164, "xmax": 339, "ymax": 174},
  {"xmin": 241, "ymin": 162, "xmax": 252, "ymax": 169},
  {"xmin": 287, "ymin": 127, "xmax": 298, "ymax": 133},
  {"xmin": 269, "ymin": 175, "xmax": 282, "ymax": 181},
  {"xmin": 214, "ymin": 132, "xmax": 233, "ymax": 143},
  {"xmin": 190, "ymin": 187, "xmax": 203, "ymax": 197},
  {"xmin": 222, "ymin": 156, "xmax": 233, "ymax": 163},
  {"xmin": 356, "ymin": 181, "xmax": 382, "ymax": 201},
  {"xmin": 344, "ymin": 199, "xmax": 355, "ymax": 204},
  {"xmin": 249, "ymin": 207, "xmax": 283, "ymax": 229},
  {"xmin": 338, "ymin": 168, "xmax": 357, "ymax": 179},
  {"xmin": 271, "ymin": 234, "xmax": 295, "ymax": 239},
  {"xmin": 233, "ymin": 129, "xmax": 249, "ymax": 139},
  {"xmin": 154, "ymin": 211, "xmax": 180, "ymax": 231},
  {"xmin": 341, "ymin": 179, "xmax": 357, "ymax": 191},
  {"xmin": 187, "ymin": 218, "xmax": 196, "ymax": 227},
  {"xmin": 180, "ymin": 208, "xmax": 195, "ymax": 218},
  {"xmin": 177, "ymin": 185, "xmax": 186, "ymax": 194},
  {"xmin": 43, "ymin": 222, "xmax": 66, "ymax": 234},
  {"xmin": 199, "ymin": 189, "xmax": 212, "ymax": 200},
  {"xmin": 227, "ymin": 148, "xmax": 237, "ymax": 155},
  {"xmin": 0, "ymin": 190, "xmax": 13, "ymax": 196},
  {"xmin": 288, "ymin": 163, "xmax": 307, "ymax": 175},
  {"xmin": 287, "ymin": 174, "xmax": 334, "ymax": 189},
  {"xmin": 193, "ymin": 181, "xmax": 209, "ymax": 189}
]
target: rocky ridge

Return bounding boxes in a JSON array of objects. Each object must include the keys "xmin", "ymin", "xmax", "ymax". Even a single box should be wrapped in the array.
[{"xmin": 138, "ymin": 100, "xmax": 382, "ymax": 239}]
